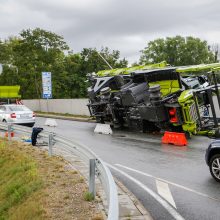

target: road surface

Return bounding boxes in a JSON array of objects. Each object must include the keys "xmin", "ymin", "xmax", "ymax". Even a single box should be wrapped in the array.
[{"xmin": 35, "ymin": 117, "xmax": 220, "ymax": 220}]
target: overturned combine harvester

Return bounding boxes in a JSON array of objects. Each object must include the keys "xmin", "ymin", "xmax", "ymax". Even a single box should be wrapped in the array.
[{"xmin": 87, "ymin": 62, "xmax": 220, "ymax": 138}]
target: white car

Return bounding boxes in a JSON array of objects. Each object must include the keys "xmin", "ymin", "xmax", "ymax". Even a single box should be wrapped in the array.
[{"xmin": 0, "ymin": 104, "xmax": 35, "ymax": 127}]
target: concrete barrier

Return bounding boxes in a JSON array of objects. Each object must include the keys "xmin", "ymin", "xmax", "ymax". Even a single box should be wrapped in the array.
[{"xmin": 23, "ymin": 99, "xmax": 90, "ymax": 116}]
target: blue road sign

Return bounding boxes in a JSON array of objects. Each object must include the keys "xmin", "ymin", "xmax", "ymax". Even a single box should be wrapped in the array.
[{"xmin": 42, "ymin": 72, "xmax": 52, "ymax": 99}]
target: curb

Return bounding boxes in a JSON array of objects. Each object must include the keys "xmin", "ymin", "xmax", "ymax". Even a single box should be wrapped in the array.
[
  {"xmin": 36, "ymin": 113, "xmax": 96, "ymax": 123},
  {"xmin": 115, "ymin": 179, "xmax": 153, "ymax": 220}
]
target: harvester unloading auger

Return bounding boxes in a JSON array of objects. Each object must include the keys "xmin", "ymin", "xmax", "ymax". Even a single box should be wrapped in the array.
[{"xmin": 87, "ymin": 61, "xmax": 220, "ymax": 138}]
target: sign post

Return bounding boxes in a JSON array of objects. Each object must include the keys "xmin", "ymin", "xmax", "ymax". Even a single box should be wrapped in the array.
[{"xmin": 42, "ymin": 72, "xmax": 52, "ymax": 112}]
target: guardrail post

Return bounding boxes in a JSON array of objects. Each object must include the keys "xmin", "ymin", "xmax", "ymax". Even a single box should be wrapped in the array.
[
  {"xmin": 7, "ymin": 124, "xmax": 12, "ymax": 141},
  {"xmin": 48, "ymin": 132, "xmax": 55, "ymax": 156},
  {"xmin": 89, "ymin": 159, "xmax": 96, "ymax": 198}
]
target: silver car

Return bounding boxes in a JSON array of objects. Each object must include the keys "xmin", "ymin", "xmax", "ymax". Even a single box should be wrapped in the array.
[{"xmin": 0, "ymin": 104, "xmax": 35, "ymax": 127}]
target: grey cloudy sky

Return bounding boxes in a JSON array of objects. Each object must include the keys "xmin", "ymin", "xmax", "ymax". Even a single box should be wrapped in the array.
[{"xmin": 0, "ymin": 0, "xmax": 219, "ymax": 63}]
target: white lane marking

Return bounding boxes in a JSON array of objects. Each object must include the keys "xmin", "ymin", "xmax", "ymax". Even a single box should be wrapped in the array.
[
  {"xmin": 115, "ymin": 163, "xmax": 220, "ymax": 202},
  {"xmin": 106, "ymin": 163, "xmax": 185, "ymax": 220},
  {"xmin": 156, "ymin": 180, "xmax": 177, "ymax": 209}
]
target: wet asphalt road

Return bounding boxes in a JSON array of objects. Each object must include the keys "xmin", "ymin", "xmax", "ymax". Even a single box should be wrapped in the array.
[{"xmin": 35, "ymin": 117, "xmax": 220, "ymax": 220}]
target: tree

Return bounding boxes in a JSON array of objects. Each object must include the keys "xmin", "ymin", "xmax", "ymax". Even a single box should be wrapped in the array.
[
  {"xmin": 0, "ymin": 28, "xmax": 69, "ymax": 99},
  {"xmin": 62, "ymin": 53, "xmax": 85, "ymax": 98},
  {"xmin": 140, "ymin": 36, "xmax": 216, "ymax": 66},
  {"xmin": 80, "ymin": 47, "xmax": 128, "ymax": 74},
  {"xmin": 0, "ymin": 29, "xmax": 128, "ymax": 99},
  {"xmin": 210, "ymin": 43, "xmax": 220, "ymax": 62},
  {"xmin": 0, "ymin": 39, "xmax": 11, "ymax": 64},
  {"xmin": 0, "ymin": 37, "xmax": 21, "ymax": 86}
]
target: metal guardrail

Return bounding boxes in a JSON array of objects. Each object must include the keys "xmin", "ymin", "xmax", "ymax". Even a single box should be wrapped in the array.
[{"xmin": 0, "ymin": 123, "xmax": 119, "ymax": 220}]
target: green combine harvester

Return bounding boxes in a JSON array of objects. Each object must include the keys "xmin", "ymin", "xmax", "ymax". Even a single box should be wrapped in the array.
[{"xmin": 87, "ymin": 62, "xmax": 220, "ymax": 138}]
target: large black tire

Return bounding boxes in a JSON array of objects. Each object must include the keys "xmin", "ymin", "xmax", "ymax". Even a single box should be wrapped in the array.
[{"xmin": 209, "ymin": 154, "xmax": 220, "ymax": 182}]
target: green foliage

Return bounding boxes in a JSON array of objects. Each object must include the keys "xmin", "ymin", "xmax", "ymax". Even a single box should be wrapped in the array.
[
  {"xmin": 140, "ymin": 36, "xmax": 216, "ymax": 66},
  {"xmin": 0, "ymin": 141, "xmax": 43, "ymax": 219},
  {"xmin": 0, "ymin": 28, "xmax": 128, "ymax": 99},
  {"xmin": 1, "ymin": 30, "xmax": 217, "ymax": 99},
  {"xmin": 80, "ymin": 47, "xmax": 127, "ymax": 73},
  {"xmin": 84, "ymin": 191, "xmax": 94, "ymax": 201}
]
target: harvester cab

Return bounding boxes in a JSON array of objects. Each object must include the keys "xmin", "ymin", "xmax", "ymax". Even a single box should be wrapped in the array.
[{"xmin": 176, "ymin": 64, "xmax": 220, "ymax": 137}]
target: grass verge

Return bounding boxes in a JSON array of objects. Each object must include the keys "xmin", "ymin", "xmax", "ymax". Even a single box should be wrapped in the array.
[
  {"xmin": 0, "ymin": 140, "xmax": 103, "ymax": 220},
  {"xmin": 35, "ymin": 111, "xmax": 91, "ymax": 119},
  {"xmin": 0, "ymin": 140, "xmax": 43, "ymax": 220}
]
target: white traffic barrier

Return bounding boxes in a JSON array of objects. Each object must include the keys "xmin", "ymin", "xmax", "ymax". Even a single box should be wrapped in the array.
[
  {"xmin": 94, "ymin": 124, "xmax": 112, "ymax": 135},
  {"xmin": 45, "ymin": 118, "xmax": 58, "ymax": 127}
]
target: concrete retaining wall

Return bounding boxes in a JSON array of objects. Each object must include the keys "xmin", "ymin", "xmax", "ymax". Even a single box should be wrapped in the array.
[
  {"xmin": 23, "ymin": 99, "xmax": 90, "ymax": 116},
  {"xmin": 23, "ymin": 96, "xmax": 220, "ymax": 118}
]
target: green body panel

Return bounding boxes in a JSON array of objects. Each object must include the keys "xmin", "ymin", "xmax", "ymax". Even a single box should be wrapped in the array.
[
  {"xmin": 149, "ymin": 80, "xmax": 180, "ymax": 96},
  {"xmin": 182, "ymin": 123, "xmax": 197, "ymax": 134},
  {"xmin": 97, "ymin": 61, "xmax": 168, "ymax": 77},
  {"xmin": 0, "ymin": 86, "xmax": 21, "ymax": 98},
  {"xmin": 178, "ymin": 90, "xmax": 197, "ymax": 134},
  {"xmin": 212, "ymin": 67, "xmax": 220, "ymax": 72},
  {"xmin": 178, "ymin": 90, "xmax": 193, "ymax": 103},
  {"xmin": 197, "ymin": 130, "xmax": 217, "ymax": 137},
  {"xmin": 97, "ymin": 62, "xmax": 220, "ymax": 77},
  {"xmin": 177, "ymin": 63, "xmax": 220, "ymax": 73}
]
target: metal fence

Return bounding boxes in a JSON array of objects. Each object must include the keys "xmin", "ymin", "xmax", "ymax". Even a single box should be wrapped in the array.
[{"xmin": 0, "ymin": 123, "xmax": 119, "ymax": 220}]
